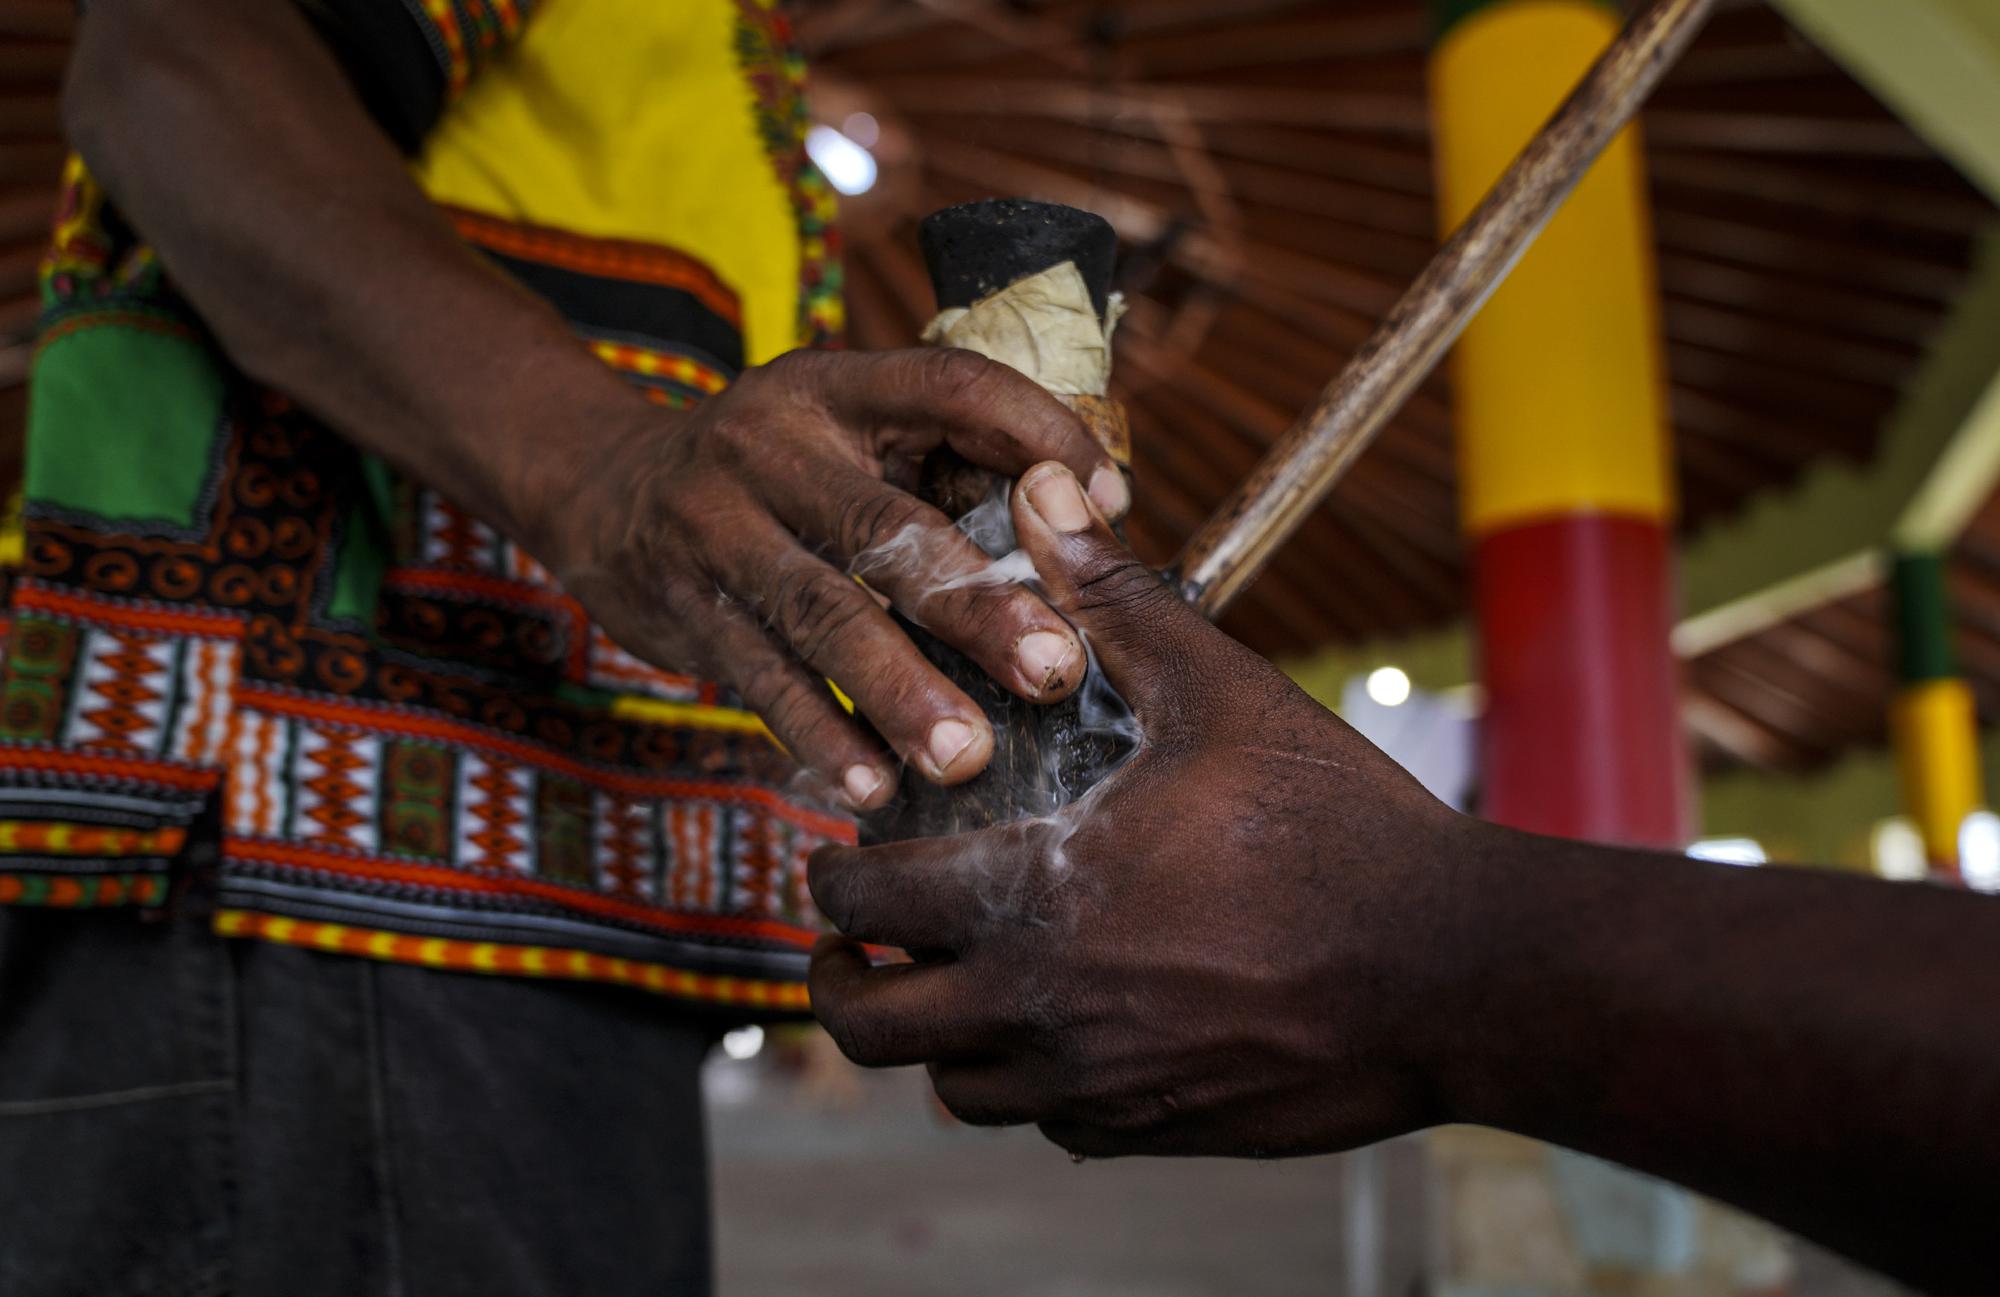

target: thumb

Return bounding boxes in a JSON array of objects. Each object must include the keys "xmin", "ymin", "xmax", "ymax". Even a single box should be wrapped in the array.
[{"xmin": 1010, "ymin": 462, "xmax": 1215, "ymax": 721}]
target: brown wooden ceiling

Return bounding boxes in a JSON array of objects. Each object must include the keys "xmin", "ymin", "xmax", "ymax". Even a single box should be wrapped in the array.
[
  {"xmin": 4, "ymin": 0, "xmax": 1998, "ymax": 777},
  {"xmin": 801, "ymin": 0, "xmax": 1999, "ymax": 660}
]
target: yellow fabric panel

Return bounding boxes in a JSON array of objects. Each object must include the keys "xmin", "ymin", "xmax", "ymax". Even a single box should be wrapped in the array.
[
  {"xmin": 412, "ymin": 0, "xmax": 804, "ymax": 365},
  {"xmin": 1431, "ymin": 0, "xmax": 1673, "ymax": 536},
  {"xmin": 1892, "ymin": 678, "xmax": 1984, "ymax": 867}
]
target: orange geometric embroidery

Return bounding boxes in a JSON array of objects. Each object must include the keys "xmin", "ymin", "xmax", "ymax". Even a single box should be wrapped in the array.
[
  {"xmin": 74, "ymin": 630, "xmax": 169, "ymax": 753},
  {"xmin": 298, "ymin": 727, "xmax": 372, "ymax": 846},
  {"xmin": 595, "ymin": 793, "xmax": 652, "ymax": 899},
  {"xmin": 733, "ymin": 811, "xmax": 780, "ymax": 919},
  {"xmin": 462, "ymin": 754, "xmax": 530, "ymax": 872}
]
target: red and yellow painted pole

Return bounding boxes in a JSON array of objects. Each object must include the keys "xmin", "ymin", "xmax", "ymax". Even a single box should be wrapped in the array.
[
  {"xmin": 1890, "ymin": 551, "xmax": 1982, "ymax": 875},
  {"xmin": 1430, "ymin": 0, "xmax": 1689, "ymax": 849}
]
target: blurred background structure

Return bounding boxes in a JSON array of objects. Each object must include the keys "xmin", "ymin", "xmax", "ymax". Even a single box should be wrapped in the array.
[{"xmin": 5, "ymin": 0, "xmax": 1999, "ymax": 1292}]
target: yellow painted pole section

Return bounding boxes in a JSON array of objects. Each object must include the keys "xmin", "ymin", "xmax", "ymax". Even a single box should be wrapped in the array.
[
  {"xmin": 1431, "ymin": 0, "xmax": 1674, "ymax": 537},
  {"xmin": 1891, "ymin": 678, "xmax": 1983, "ymax": 868}
]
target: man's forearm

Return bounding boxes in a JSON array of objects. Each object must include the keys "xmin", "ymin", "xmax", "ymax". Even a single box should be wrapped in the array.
[
  {"xmin": 64, "ymin": 0, "xmax": 649, "ymax": 566},
  {"xmin": 1438, "ymin": 824, "xmax": 2000, "ymax": 1290}
]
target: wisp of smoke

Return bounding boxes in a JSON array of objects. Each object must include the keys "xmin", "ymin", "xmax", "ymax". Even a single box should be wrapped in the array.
[{"xmin": 835, "ymin": 478, "xmax": 1145, "ymax": 925}]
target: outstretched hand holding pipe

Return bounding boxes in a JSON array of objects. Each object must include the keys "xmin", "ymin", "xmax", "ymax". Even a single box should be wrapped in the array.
[{"xmin": 809, "ymin": 463, "xmax": 2000, "ymax": 1297}]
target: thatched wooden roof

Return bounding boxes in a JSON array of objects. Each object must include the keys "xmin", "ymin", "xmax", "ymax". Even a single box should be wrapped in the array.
[{"xmin": 800, "ymin": 0, "xmax": 2000, "ymax": 774}]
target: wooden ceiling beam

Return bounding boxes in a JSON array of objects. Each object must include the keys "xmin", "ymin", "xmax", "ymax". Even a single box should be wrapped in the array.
[
  {"xmin": 1117, "ymin": 363, "xmax": 1374, "ymax": 568},
  {"xmin": 1083, "ymin": 0, "xmax": 1326, "ymax": 40},
  {"xmin": 1657, "ymin": 252, "xmax": 1945, "ymax": 347},
  {"xmin": 1648, "ymin": 153, "xmax": 1993, "ymax": 238},
  {"xmin": 1663, "ymin": 37, "xmax": 1837, "ymax": 86},
  {"xmin": 1672, "ymin": 426, "xmax": 1778, "ymax": 502},
  {"xmin": 1662, "ymin": 299, "xmax": 1916, "ymax": 389},
  {"xmin": 1653, "ymin": 209, "xmax": 1969, "ymax": 302},
  {"xmin": 1688, "ymin": 659, "xmax": 1833, "ymax": 760},
  {"xmin": 913, "ymin": 113, "xmax": 1436, "ymax": 237},
  {"xmin": 1645, "ymin": 111, "xmax": 1937, "ymax": 158},
  {"xmin": 837, "ymin": 250, "xmax": 911, "ymax": 352},
  {"xmin": 1682, "ymin": 692, "xmax": 1816, "ymax": 770},
  {"xmin": 1183, "ymin": 329, "xmax": 1461, "ymax": 547},
  {"xmin": 916, "ymin": 135, "xmax": 1412, "ymax": 320},
  {"xmin": 1667, "ymin": 342, "xmax": 1892, "ymax": 439},
  {"xmin": 1725, "ymin": 632, "xmax": 1885, "ymax": 704},
  {"xmin": 1120, "ymin": 388, "xmax": 1363, "ymax": 644},
  {"xmin": 852, "ymin": 232, "xmax": 937, "ymax": 336},
  {"xmin": 1119, "ymin": 324, "xmax": 1455, "ymax": 537},
  {"xmin": 1119, "ymin": 334, "xmax": 1458, "ymax": 630},
  {"xmin": 1117, "ymin": 11, "xmax": 1428, "ymax": 79},
  {"xmin": 1668, "ymin": 384, "xmax": 1874, "ymax": 467},
  {"xmin": 1119, "ymin": 375, "xmax": 1426, "ymax": 637},
  {"xmin": 879, "ymin": 75, "xmax": 1432, "ymax": 136}
]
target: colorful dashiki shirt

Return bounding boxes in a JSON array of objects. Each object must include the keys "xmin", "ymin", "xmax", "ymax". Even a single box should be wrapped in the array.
[{"xmin": 0, "ymin": 0, "xmax": 849, "ymax": 1012}]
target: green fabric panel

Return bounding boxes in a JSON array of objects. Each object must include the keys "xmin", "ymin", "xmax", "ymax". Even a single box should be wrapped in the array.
[
  {"xmin": 1431, "ymin": 0, "xmax": 1624, "ymax": 45},
  {"xmin": 325, "ymin": 498, "xmax": 388, "ymax": 625},
  {"xmin": 25, "ymin": 324, "xmax": 224, "ymax": 528},
  {"xmin": 554, "ymin": 681, "xmax": 620, "ymax": 711},
  {"xmin": 1892, "ymin": 550, "xmax": 1958, "ymax": 682}
]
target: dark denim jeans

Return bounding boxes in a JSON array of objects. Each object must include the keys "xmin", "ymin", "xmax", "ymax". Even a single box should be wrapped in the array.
[{"xmin": 0, "ymin": 879, "xmax": 715, "ymax": 1297}]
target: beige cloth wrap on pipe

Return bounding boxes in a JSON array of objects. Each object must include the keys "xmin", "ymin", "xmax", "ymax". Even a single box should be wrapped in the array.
[{"xmin": 922, "ymin": 261, "xmax": 1132, "ymax": 466}]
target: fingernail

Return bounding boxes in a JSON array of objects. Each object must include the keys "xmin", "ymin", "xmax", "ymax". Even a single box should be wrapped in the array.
[
  {"xmin": 1028, "ymin": 467, "xmax": 1093, "ymax": 534},
  {"xmin": 1088, "ymin": 466, "xmax": 1129, "ymax": 519},
  {"xmin": 842, "ymin": 764, "xmax": 885, "ymax": 808},
  {"xmin": 927, "ymin": 718, "xmax": 976, "ymax": 773},
  {"xmin": 1016, "ymin": 630, "xmax": 1078, "ymax": 694}
]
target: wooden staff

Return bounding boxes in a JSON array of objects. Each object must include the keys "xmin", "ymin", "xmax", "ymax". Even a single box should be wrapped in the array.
[{"xmin": 1167, "ymin": 0, "xmax": 1717, "ymax": 620}]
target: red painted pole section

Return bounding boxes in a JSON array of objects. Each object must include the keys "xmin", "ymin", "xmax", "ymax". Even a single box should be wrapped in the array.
[{"xmin": 1475, "ymin": 515, "xmax": 1689, "ymax": 847}]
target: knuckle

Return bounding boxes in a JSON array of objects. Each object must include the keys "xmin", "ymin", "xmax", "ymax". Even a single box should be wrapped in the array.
[
  {"xmin": 833, "ymin": 487, "xmax": 927, "ymax": 563},
  {"xmin": 734, "ymin": 659, "xmax": 794, "ymax": 715},
  {"xmin": 927, "ymin": 581, "xmax": 1018, "ymax": 648},
  {"xmin": 1073, "ymin": 556, "xmax": 1176, "ymax": 622},
  {"xmin": 755, "ymin": 347, "xmax": 817, "ymax": 387},
  {"xmin": 772, "ymin": 567, "xmax": 871, "ymax": 667},
  {"xmin": 738, "ymin": 664, "xmax": 829, "ymax": 750},
  {"xmin": 922, "ymin": 347, "xmax": 1004, "ymax": 410}
]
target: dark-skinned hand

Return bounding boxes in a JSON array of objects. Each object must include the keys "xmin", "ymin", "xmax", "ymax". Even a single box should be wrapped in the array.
[
  {"xmin": 808, "ymin": 460, "xmax": 1463, "ymax": 1159},
  {"xmin": 69, "ymin": 0, "xmax": 1125, "ymax": 815},
  {"xmin": 552, "ymin": 349, "xmax": 1128, "ymax": 810},
  {"xmin": 808, "ymin": 463, "xmax": 2000, "ymax": 1297}
]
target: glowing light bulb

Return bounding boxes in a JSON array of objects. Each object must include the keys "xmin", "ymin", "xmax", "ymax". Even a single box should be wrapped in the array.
[
  {"xmin": 1959, "ymin": 811, "xmax": 2000, "ymax": 893},
  {"xmin": 806, "ymin": 125, "xmax": 877, "ymax": 196},
  {"xmin": 1688, "ymin": 837, "xmax": 1765, "ymax": 866},
  {"xmin": 1365, "ymin": 666, "xmax": 1411, "ymax": 708},
  {"xmin": 1873, "ymin": 817, "xmax": 1927, "ymax": 882},
  {"xmin": 721, "ymin": 1024, "xmax": 765, "ymax": 1061}
]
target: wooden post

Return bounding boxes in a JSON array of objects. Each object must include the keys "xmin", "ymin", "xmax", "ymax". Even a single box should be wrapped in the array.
[
  {"xmin": 1167, "ymin": 0, "xmax": 1715, "ymax": 620},
  {"xmin": 1890, "ymin": 551, "xmax": 1983, "ymax": 876}
]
